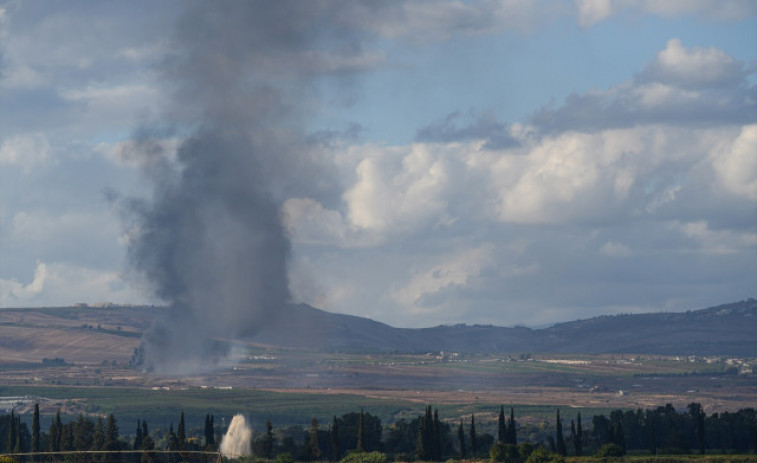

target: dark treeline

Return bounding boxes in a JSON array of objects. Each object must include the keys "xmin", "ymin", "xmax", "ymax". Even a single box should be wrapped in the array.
[
  {"xmin": 2, "ymin": 403, "xmax": 756, "ymax": 462},
  {"xmin": 1, "ymin": 408, "xmax": 218, "ymax": 463},
  {"xmin": 586, "ymin": 404, "xmax": 757, "ymax": 456}
]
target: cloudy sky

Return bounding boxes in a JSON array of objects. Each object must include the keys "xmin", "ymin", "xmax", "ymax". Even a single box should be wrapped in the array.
[{"xmin": 1, "ymin": 0, "xmax": 755, "ymax": 328}]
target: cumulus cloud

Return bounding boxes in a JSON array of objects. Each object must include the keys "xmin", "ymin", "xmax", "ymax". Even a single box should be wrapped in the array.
[
  {"xmin": 533, "ymin": 39, "xmax": 756, "ymax": 132},
  {"xmin": 415, "ymin": 110, "xmax": 520, "ymax": 149},
  {"xmin": 391, "ymin": 244, "xmax": 495, "ymax": 310},
  {"xmin": 669, "ymin": 220, "xmax": 757, "ymax": 254},
  {"xmin": 638, "ymin": 39, "xmax": 747, "ymax": 89},
  {"xmin": 283, "ymin": 36, "xmax": 755, "ymax": 327},
  {"xmin": 0, "ymin": 260, "xmax": 150, "ymax": 307},
  {"xmin": 576, "ymin": 0, "xmax": 757, "ymax": 27},
  {"xmin": 712, "ymin": 124, "xmax": 757, "ymax": 200}
]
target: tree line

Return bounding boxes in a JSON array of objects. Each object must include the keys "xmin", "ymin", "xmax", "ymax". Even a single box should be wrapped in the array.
[
  {"xmin": 0, "ymin": 406, "xmax": 217, "ymax": 463},
  {"xmin": 2, "ymin": 403, "xmax": 756, "ymax": 462}
]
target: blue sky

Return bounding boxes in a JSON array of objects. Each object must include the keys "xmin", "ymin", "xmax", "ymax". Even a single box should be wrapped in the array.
[{"xmin": 1, "ymin": 0, "xmax": 755, "ymax": 329}]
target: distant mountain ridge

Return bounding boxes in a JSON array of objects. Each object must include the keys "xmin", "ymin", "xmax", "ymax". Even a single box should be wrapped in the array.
[{"xmin": 254, "ymin": 299, "xmax": 757, "ymax": 356}]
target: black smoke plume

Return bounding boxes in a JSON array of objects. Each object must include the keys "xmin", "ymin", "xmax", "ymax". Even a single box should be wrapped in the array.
[{"xmin": 124, "ymin": 1, "xmax": 375, "ymax": 373}]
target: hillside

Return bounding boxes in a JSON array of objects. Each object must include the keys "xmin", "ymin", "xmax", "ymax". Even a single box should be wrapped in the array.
[
  {"xmin": 0, "ymin": 299, "xmax": 755, "ymax": 364},
  {"xmin": 252, "ymin": 299, "xmax": 757, "ymax": 356}
]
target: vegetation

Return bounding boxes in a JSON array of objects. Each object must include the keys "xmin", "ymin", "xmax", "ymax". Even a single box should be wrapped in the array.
[{"xmin": 1, "ymin": 402, "xmax": 755, "ymax": 463}]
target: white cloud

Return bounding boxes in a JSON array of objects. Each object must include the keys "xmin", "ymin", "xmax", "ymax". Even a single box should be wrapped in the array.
[
  {"xmin": 343, "ymin": 143, "xmax": 459, "ymax": 234},
  {"xmin": 0, "ymin": 261, "xmax": 47, "ymax": 301},
  {"xmin": 639, "ymin": 39, "xmax": 746, "ymax": 89},
  {"xmin": 575, "ymin": 0, "xmax": 757, "ymax": 27},
  {"xmin": 488, "ymin": 126, "xmax": 717, "ymax": 224},
  {"xmin": 670, "ymin": 220, "xmax": 757, "ymax": 254},
  {"xmin": 0, "ymin": 133, "xmax": 51, "ymax": 173},
  {"xmin": 391, "ymin": 244, "xmax": 495, "ymax": 310},
  {"xmin": 712, "ymin": 124, "xmax": 757, "ymax": 200},
  {"xmin": 0, "ymin": 261, "xmax": 151, "ymax": 307},
  {"xmin": 534, "ymin": 40, "xmax": 754, "ymax": 132},
  {"xmin": 576, "ymin": 0, "xmax": 614, "ymax": 27}
]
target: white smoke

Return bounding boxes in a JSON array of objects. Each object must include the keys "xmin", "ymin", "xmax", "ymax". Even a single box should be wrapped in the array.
[{"xmin": 220, "ymin": 414, "xmax": 253, "ymax": 458}]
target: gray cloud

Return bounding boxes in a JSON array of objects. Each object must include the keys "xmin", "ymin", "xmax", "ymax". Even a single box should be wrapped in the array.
[
  {"xmin": 415, "ymin": 110, "xmax": 520, "ymax": 149},
  {"xmin": 532, "ymin": 39, "xmax": 757, "ymax": 133}
]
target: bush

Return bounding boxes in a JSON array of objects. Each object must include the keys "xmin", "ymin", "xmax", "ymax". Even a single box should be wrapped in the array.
[
  {"xmin": 490, "ymin": 442, "xmax": 521, "ymax": 463},
  {"xmin": 340, "ymin": 451, "xmax": 387, "ymax": 463},
  {"xmin": 0, "ymin": 457, "xmax": 17, "ymax": 463},
  {"xmin": 594, "ymin": 443, "xmax": 625, "ymax": 458},
  {"xmin": 275, "ymin": 453, "xmax": 294, "ymax": 463},
  {"xmin": 517, "ymin": 443, "xmax": 534, "ymax": 460},
  {"xmin": 524, "ymin": 447, "xmax": 563, "ymax": 463}
]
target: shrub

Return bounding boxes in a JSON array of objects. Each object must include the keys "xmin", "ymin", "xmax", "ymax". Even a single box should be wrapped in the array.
[
  {"xmin": 594, "ymin": 443, "xmax": 625, "ymax": 458},
  {"xmin": 490, "ymin": 442, "xmax": 521, "ymax": 463},
  {"xmin": 340, "ymin": 451, "xmax": 387, "ymax": 463},
  {"xmin": 524, "ymin": 447, "xmax": 563, "ymax": 463},
  {"xmin": 275, "ymin": 453, "xmax": 294, "ymax": 463}
]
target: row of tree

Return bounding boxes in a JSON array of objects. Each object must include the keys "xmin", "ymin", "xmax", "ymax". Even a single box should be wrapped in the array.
[
  {"xmin": 1, "ymin": 408, "xmax": 218, "ymax": 463},
  {"xmin": 2, "ymin": 403, "xmax": 756, "ymax": 461},
  {"xmin": 586, "ymin": 404, "xmax": 757, "ymax": 455}
]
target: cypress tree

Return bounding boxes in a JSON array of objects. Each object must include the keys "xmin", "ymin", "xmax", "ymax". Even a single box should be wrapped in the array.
[
  {"xmin": 140, "ymin": 423, "xmax": 156, "ymax": 463},
  {"xmin": 570, "ymin": 420, "xmax": 576, "ymax": 455},
  {"xmin": 555, "ymin": 409, "xmax": 566, "ymax": 456},
  {"xmin": 497, "ymin": 406, "xmax": 506, "ymax": 443},
  {"xmin": 469, "ymin": 415, "xmax": 477, "ymax": 457},
  {"xmin": 307, "ymin": 418, "xmax": 321, "ymax": 461},
  {"xmin": 508, "ymin": 408, "xmax": 517, "ymax": 445},
  {"xmin": 415, "ymin": 414, "xmax": 426, "ymax": 461},
  {"xmin": 432, "ymin": 409, "xmax": 441, "ymax": 461},
  {"xmin": 168, "ymin": 424, "xmax": 177, "ymax": 450},
  {"xmin": 14, "ymin": 415, "xmax": 21, "ymax": 453},
  {"xmin": 575, "ymin": 413, "xmax": 583, "ymax": 456},
  {"xmin": 93, "ymin": 417, "xmax": 105, "ymax": 451},
  {"xmin": 457, "ymin": 420, "xmax": 466, "ymax": 459},
  {"xmin": 32, "ymin": 403, "xmax": 41, "ymax": 453},
  {"xmin": 330, "ymin": 416, "xmax": 339, "ymax": 461},
  {"xmin": 426, "ymin": 406, "xmax": 434, "ymax": 460},
  {"xmin": 6, "ymin": 409, "xmax": 16, "ymax": 453},
  {"xmin": 203, "ymin": 415, "xmax": 212, "ymax": 450},
  {"xmin": 177, "ymin": 412, "xmax": 186, "ymax": 451},
  {"xmin": 134, "ymin": 420, "xmax": 143, "ymax": 450},
  {"xmin": 73, "ymin": 414, "xmax": 94, "ymax": 453},
  {"xmin": 106, "ymin": 414, "xmax": 120, "ymax": 463},
  {"xmin": 50, "ymin": 409, "xmax": 62, "ymax": 452},
  {"xmin": 167, "ymin": 424, "xmax": 178, "ymax": 463},
  {"xmin": 140, "ymin": 418, "xmax": 156, "ymax": 463},
  {"xmin": 697, "ymin": 408, "xmax": 705, "ymax": 455},
  {"xmin": 357, "ymin": 409, "xmax": 365, "ymax": 452},
  {"xmin": 263, "ymin": 419, "xmax": 274, "ymax": 459},
  {"xmin": 93, "ymin": 418, "xmax": 105, "ymax": 463},
  {"xmin": 613, "ymin": 421, "xmax": 625, "ymax": 452},
  {"xmin": 208, "ymin": 415, "xmax": 215, "ymax": 448}
]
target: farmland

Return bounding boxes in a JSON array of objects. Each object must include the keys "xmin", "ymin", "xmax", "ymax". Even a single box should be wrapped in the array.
[{"xmin": 0, "ymin": 306, "xmax": 755, "ymax": 430}]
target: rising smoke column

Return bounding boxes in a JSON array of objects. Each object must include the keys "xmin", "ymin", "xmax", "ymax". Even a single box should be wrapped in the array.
[{"xmin": 126, "ymin": 1, "xmax": 374, "ymax": 373}]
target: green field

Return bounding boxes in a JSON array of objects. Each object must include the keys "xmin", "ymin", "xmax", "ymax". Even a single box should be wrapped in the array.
[{"xmin": 0, "ymin": 384, "xmax": 621, "ymax": 436}]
